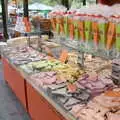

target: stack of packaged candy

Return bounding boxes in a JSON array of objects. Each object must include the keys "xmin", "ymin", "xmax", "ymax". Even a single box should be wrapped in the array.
[
  {"xmin": 3, "ymin": 46, "xmax": 48, "ymax": 65},
  {"xmin": 112, "ymin": 59, "xmax": 120, "ymax": 85},
  {"xmin": 70, "ymin": 88, "xmax": 120, "ymax": 120},
  {"xmin": 30, "ymin": 72, "xmax": 57, "ymax": 86},
  {"xmin": 77, "ymin": 72, "xmax": 114, "ymax": 97},
  {"xmin": 49, "ymin": 4, "xmax": 120, "ymax": 51},
  {"xmin": 20, "ymin": 59, "xmax": 84, "ymax": 83},
  {"xmin": 84, "ymin": 55, "xmax": 111, "ymax": 72}
]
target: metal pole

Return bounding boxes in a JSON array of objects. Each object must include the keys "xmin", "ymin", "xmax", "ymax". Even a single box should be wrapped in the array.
[
  {"xmin": 61, "ymin": 0, "xmax": 69, "ymax": 10},
  {"xmin": 1, "ymin": 0, "xmax": 9, "ymax": 41},
  {"xmin": 96, "ymin": 0, "xmax": 98, "ymax": 4},
  {"xmin": 23, "ymin": 0, "xmax": 29, "ymax": 17},
  {"xmin": 83, "ymin": 0, "xmax": 86, "ymax": 6}
]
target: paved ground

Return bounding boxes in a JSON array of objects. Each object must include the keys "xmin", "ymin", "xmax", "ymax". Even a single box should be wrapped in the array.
[{"xmin": 0, "ymin": 62, "xmax": 31, "ymax": 120}]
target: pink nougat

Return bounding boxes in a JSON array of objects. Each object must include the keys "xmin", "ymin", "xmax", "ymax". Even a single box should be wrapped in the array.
[{"xmin": 107, "ymin": 113, "xmax": 120, "ymax": 120}]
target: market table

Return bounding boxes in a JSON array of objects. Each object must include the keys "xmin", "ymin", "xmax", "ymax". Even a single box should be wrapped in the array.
[
  {"xmin": 26, "ymin": 82, "xmax": 66, "ymax": 120},
  {"xmin": 2, "ymin": 58, "xmax": 27, "ymax": 110},
  {"xmin": 1, "ymin": 55, "xmax": 75, "ymax": 120}
]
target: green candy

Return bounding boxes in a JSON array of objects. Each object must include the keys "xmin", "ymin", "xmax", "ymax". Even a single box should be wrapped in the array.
[
  {"xmin": 99, "ymin": 23, "xmax": 107, "ymax": 47},
  {"xmin": 116, "ymin": 23, "xmax": 120, "ymax": 51},
  {"xmin": 85, "ymin": 21, "xmax": 92, "ymax": 41},
  {"xmin": 74, "ymin": 21, "xmax": 79, "ymax": 40},
  {"xmin": 56, "ymin": 23, "xmax": 60, "ymax": 34},
  {"xmin": 64, "ymin": 17, "xmax": 69, "ymax": 37}
]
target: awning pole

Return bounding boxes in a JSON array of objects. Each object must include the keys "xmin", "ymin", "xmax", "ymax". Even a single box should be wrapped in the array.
[
  {"xmin": 83, "ymin": 0, "xmax": 86, "ymax": 6},
  {"xmin": 1, "ymin": 0, "xmax": 8, "ymax": 41},
  {"xmin": 23, "ymin": 0, "xmax": 29, "ymax": 17}
]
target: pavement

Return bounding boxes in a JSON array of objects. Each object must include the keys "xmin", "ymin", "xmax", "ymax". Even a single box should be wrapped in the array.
[{"xmin": 0, "ymin": 62, "xmax": 31, "ymax": 120}]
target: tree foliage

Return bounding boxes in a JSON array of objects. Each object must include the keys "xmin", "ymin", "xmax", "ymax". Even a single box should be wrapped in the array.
[
  {"xmin": 8, "ymin": 0, "xmax": 96, "ymax": 9},
  {"xmin": 29, "ymin": 0, "xmax": 76, "ymax": 7}
]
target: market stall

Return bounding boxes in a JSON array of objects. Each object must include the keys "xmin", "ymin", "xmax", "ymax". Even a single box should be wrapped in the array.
[
  {"xmin": 1, "ymin": 23, "xmax": 120, "ymax": 120},
  {"xmin": 1, "ymin": 1, "xmax": 120, "ymax": 120}
]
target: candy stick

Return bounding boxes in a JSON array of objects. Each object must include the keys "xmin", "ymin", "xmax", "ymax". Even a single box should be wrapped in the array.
[
  {"xmin": 56, "ymin": 18, "xmax": 60, "ymax": 34},
  {"xmin": 106, "ymin": 22, "xmax": 116, "ymax": 50},
  {"xmin": 74, "ymin": 20, "xmax": 79, "ymax": 40},
  {"xmin": 50, "ymin": 18, "xmax": 56, "ymax": 31},
  {"xmin": 116, "ymin": 23, "xmax": 120, "ymax": 51},
  {"xmin": 64, "ymin": 17, "xmax": 69, "ymax": 37},
  {"xmin": 85, "ymin": 20, "xmax": 92, "ymax": 41},
  {"xmin": 68, "ymin": 18, "xmax": 74, "ymax": 40},
  {"xmin": 92, "ymin": 22, "xmax": 99, "ymax": 46},
  {"xmin": 99, "ymin": 22, "xmax": 108, "ymax": 47},
  {"xmin": 78, "ymin": 21, "xmax": 85, "ymax": 41}
]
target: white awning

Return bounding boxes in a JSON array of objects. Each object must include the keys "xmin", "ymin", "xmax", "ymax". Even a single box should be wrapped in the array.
[{"xmin": 29, "ymin": 3, "xmax": 53, "ymax": 10}]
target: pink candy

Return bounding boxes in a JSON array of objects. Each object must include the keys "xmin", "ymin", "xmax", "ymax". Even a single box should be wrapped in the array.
[{"xmin": 30, "ymin": 72, "xmax": 57, "ymax": 86}]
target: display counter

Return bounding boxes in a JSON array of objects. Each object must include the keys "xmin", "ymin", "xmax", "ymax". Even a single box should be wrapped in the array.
[
  {"xmin": 2, "ymin": 58, "xmax": 27, "ymax": 110},
  {"xmin": 1, "ymin": 38, "xmax": 120, "ymax": 120},
  {"xmin": 1, "ymin": 54, "xmax": 75, "ymax": 120}
]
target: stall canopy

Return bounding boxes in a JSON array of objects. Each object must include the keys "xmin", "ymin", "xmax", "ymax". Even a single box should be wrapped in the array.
[{"xmin": 28, "ymin": 3, "xmax": 53, "ymax": 11}]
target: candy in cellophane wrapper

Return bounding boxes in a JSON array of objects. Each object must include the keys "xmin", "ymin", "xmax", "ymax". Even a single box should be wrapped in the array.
[
  {"xmin": 98, "ymin": 18, "xmax": 108, "ymax": 48},
  {"xmin": 49, "ymin": 5, "xmax": 67, "ymax": 34},
  {"xmin": 92, "ymin": 21, "xmax": 99, "ymax": 47},
  {"xmin": 56, "ymin": 16, "xmax": 63, "ymax": 34},
  {"xmin": 90, "ymin": 14, "xmax": 100, "ymax": 48},
  {"xmin": 116, "ymin": 21, "xmax": 120, "ymax": 51},
  {"xmin": 106, "ymin": 18, "xmax": 116, "ymax": 50},
  {"xmin": 85, "ymin": 20, "xmax": 92, "ymax": 42},
  {"xmin": 49, "ymin": 12, "xmax": 57, "ymax": 31},
  {"xmin": 74, "ymin": 12, "xmax": 85, "ymax": 41},
  {"xmin": 50, "ymin": 17, "xmax": 56, "ymax": 31},
  {"xmin": 68, "ymin": 18, "xmax": 74, "ymax": 40},
  {"xmin": 74, "ymin": 19, "xmax": 79, "ymax": 40},
  {"xmin": 78, "ymin": 20, "xmax": 85, "ymax": 41},
  {"xmin": 64, "ymin": 10, "xmax": 75, "ymax": 38},
  {"xmin": 64, "ymin": 16, "xmax": 69, "ymax": 37}
]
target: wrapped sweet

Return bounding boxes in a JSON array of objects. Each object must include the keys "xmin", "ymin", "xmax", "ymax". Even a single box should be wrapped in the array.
[
  {"xmin": 3, "ymin": 46, "xmax": 48, "ymax": 65},
  {"xmin": 112, "ymin": 59, "xmax": 120, "ymax": 85},
  {"xmin": 30, "ymin": 72, "xmax": 57, "ymax": 86},
  {"xmin": 77, "ymin": 71, "xmax": 114, "ymax": 96},
  {"xmin": 49, "ymin": 5, "xmax": 67, "ymax": 33},
  {"xmin": 75, "ymin": 88, "xmax": 120, "ymax": 120}
]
